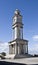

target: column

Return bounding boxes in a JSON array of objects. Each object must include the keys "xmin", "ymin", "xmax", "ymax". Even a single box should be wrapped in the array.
[
  {"xmin": 15, "ymin": 43, "xmax": 18, "ymax": 55},
  {"xmin": 18, "ymin": 44, "xmax": 20, "ymax": 54},
  {"xmin": 27, "ymin": 44, "xmax": 28, "ymax": 54},
  {"xmin": 25, "ymin": 44, "xmax": 28, "ymax": 54},
  {"xmin": 9, "ymin": 45, "xmax": 12, "ymax": 54}
]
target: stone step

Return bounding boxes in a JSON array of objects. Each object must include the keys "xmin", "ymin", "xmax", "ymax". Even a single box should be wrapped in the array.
[{"xmin": 14, "ymin": 54, "xmax": 33, "ymax": 59}]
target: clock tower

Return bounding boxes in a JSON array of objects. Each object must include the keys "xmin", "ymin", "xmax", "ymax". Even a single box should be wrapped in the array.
[{"xmin": 9, "ymin": 9, "xmax": 28, "ymax": 57}]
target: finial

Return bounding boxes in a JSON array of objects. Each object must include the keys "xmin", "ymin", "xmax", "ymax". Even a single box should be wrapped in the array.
[{"xmin": 14, "ymin": 9, "xmax": 20, "ymax": 15}]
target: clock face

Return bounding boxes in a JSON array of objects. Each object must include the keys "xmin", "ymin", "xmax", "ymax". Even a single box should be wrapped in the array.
[
  {"xmin": 13, "ymin": 17, "xmax": 17, "ymax": 24},
  {"xmin": 14, "ymin": 19, "xmax": 16, "ymax": 22},
  {"xmin": 14, "ymin": 19, "xmax": 15, "ymax": 21}
]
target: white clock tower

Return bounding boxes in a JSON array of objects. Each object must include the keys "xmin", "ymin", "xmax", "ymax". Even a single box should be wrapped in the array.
[
  {"xmin": 13, "ymin": 9, "xmax": 23, "ymax": 40},
  {"xmin": 9, "ymin": 9, "xmax": 28, "ymax": 57}
]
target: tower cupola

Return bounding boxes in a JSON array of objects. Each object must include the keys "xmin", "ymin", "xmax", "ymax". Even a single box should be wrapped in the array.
[
  {"xmin": 14, "ymin": 9, "xmax": 20, "ymax": 15},
  {"xmin": 13, "ymin": 9, "xmax": 22, "ymax": 25}
]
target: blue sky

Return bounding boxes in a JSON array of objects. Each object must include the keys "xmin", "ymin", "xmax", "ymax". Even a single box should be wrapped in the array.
[{"xmin": 0, "ymin": 0, "xmax": 38, "ymax": 54}]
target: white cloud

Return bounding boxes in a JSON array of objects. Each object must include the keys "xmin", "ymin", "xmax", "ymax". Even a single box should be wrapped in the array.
[
  {"xmin": 33, "ymin": 35, "xmax": 38, "ymax": 41},
  {"xmin": 0, "ymin": 42, "xmax": 9, "ymax": 54},
  {"xmin": 28, "ymin": 35, "xmax": 38, "ymax": 54},
  {"xmin": 28, "ymin": 43, "xmax": 38, "ymax": 54}
]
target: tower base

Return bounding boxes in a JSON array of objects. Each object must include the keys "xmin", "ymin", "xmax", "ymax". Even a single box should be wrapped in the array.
[
  {"xmin": 5, "ymin": 54, "xmax": 33, "ymax": 59},
  {"xmin": 9, "ymin": 39, "xmax": 28, "ymax": 55},
  {"xmin": 14, "ymin": 54, "xmax": 33, "ymax": 59}
]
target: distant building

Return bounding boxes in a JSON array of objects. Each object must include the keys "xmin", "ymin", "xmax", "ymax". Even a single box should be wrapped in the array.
[{"xmin": 9, "ymin": 9, "xmax": 28, "ymax": 57}]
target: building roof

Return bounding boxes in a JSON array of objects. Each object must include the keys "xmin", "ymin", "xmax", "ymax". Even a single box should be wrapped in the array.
[{"xmin": 8, "ymin": 38, "xmax": 28, "ymax": 43}]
